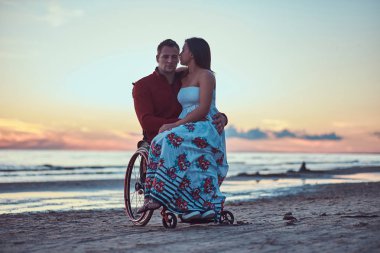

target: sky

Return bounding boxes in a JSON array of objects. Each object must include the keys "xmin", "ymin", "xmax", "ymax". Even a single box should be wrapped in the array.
[{"xmin": 1, "ymin": 0, "xmax": 380, "ymax": 153}]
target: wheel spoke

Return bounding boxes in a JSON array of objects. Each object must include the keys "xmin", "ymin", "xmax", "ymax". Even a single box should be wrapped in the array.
[{"xmin": 125, "ymin": 149, "xmax": 153, "ymax": 225}]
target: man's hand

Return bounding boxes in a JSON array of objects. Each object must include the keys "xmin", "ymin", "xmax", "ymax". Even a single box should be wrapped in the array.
[
  {"xmin": 159, "ymin": 123, "xmax": 178, "ymax": 133},
  {"xmin": 212, "ymin": 113, "xmax": 228, "ymax": 134}
]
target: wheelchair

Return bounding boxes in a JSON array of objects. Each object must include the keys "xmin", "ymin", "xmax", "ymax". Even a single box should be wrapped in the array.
[{"xmin": 124, "ymin": 140, "xmax": 234, "ymax": 228}]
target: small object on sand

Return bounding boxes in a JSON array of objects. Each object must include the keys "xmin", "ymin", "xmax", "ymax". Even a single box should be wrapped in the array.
[
  {"xmin": 320, "ymin": 213, "xmax": 327, "ymax": 216},
  {"xmin": 353, "ymin": 222, "xmax": 368, "ymax": 227},
  {"xmin": 285, "ymin": 219, "xmax": 297, "ymax": 226},
  {"xmin": 236, "ymin": 221, "xmax": 251, "ymax": 225},
  {"xmin": 283, "ymin": 212, "xmax": 298, "ymax": 225},
  {"xmin": 283, "ymin": 212, "xmax": 297, "ymax": 221},
  {"xmin": 299, "ymin": 162, "xmax": 310, "ymax": 172}
]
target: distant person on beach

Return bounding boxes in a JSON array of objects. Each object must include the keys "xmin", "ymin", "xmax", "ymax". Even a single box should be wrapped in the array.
[
  {"xmin": 299, "ymin": 162, "xmax": 310, "ymax": 172},
  {"xmin": 132, "ymin": 39, "xmax": 227, "ymax": 144},
  {"xmin": 133, "ymin": 38, "xmax": 229, "ymax": 221}
]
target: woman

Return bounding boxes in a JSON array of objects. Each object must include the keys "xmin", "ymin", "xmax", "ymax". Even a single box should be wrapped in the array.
[{"xmin": 138, "ymin": 37, "xmax": 228, "ymax": 221}]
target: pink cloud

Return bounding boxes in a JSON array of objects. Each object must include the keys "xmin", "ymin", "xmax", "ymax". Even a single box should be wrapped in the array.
[
  {"xmin": 1, "ymin": 118, "xmax": 379, "ymax": 153},
  {"xmin": 227, "ymin": 136, "xmax": 380, "ymax": 153},
  {"xmin": 0, "ymin": 128, "xmax": 140, "ymax": 150}
]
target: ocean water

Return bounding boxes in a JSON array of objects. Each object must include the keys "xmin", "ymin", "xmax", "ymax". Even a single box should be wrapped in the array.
[
  {"xmin": 1, "ymin": 150, "xmax": 380, "ymax": 214},
  {"xmin": 1, "ymin": 150, "xmax": 380, "ymax": 183}
]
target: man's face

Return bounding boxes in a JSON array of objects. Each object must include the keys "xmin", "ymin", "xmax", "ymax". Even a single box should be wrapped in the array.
[{"xmin": 156, "ymin": 46, "xmax": 179, "ymax": 74}]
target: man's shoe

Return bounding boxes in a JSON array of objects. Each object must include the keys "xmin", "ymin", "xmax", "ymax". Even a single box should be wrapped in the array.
[
  {"xmin": 200, "ymin": 210, "xmax": 215, "ymax": 219},
  {"xmin": 182, "ymin": 211, "xmax": 201, "ymax": 221},
  {"xmin": 136, "ymin": 199, "xmax": 161, "ymax": 214}
]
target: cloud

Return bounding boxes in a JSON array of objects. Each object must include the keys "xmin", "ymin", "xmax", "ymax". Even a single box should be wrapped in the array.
[
  {"xmin": 0, "ymin": 127, "xmax": 66, "ymax": 149},
  {"xmin": 0, "ymin": 118, "xmax": 345, "ymax": 151},
  {"xmin": 274, "ymin": 129, "xmax": 342, "ymax": 141},
  {"xmin": 226, "ymin": 125, "xmax": 343, "ymax": 141},
  {"xmin": 273, "ymin": 129, "xmax": 297, "ymax": 138},
  {"xmin": 225, "ymin": 126, "xmax": 269, "ymax": 140},
  {"xmin": 0, "ymin": 118, "xmax": 139, "ymax": 150},
  {"xmin": 300, "ymin": 133, "xmax": 342, "ymax": 141},
  {"xmin": 39, "ymin": 1, "xmax": 84, "ymax": 27},
  {"xmin": 0, "ymin": 127, "xmax": 139, "ymax": 150},
  {"xmin": 373, "ymin": 132, "xmax": 380, "ymax": 139},
  {"xmin": 1, "ymin": 137, "xmax": 66, "ymax": 150},
  {"xmin": 0, "ymin": 118, "xmax": 46, "ymax": 134}
]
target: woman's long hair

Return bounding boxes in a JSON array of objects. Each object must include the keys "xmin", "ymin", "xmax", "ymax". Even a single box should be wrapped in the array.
[{"xmin": 185, "ymin": 37, "xmax": 211, "ymax": 71}]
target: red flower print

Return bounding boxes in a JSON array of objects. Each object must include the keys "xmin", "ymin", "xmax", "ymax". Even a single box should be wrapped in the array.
[
  {"xmin": 177, "ymin": 153, "xmax": 190, "ymax": 171},
  {"xmin": 145, "ymin": 177, "xmax": 153, "ymax": 189},
  {"xmin": 151, "ymin": 142, "xmax": 162, "ymax": 157},
  {"xmin": 158, "ymin": 158, "xmax": 165, "ymax": 168},
  {"xmin": 203, "ymin": 201, "xmax": 215, "ymax": 209},
  {"xmin": 166, "ymin": 167, "xmax": 177, "ymax": 180},
  {"xmin": 167, "ymin": 133, "xmax": 184, "ymax": 148},
  {"xmin": 203, "ymin": 177, "xmax": 214, "ymax": 193},
  {"xmin": 152, "ymin": 178, "xmax": 157, "ymax": 188},
  {"xmin": 211, "ymin": 147, "xmax": 220, "ymax": 154},
  {"xmin": 179, "ymin": 176, "xmax": 191, "ymax": 189},
  {"xmin": 197, "ymin": 155, "xmax": 211, "ymax": 171},
  {"xmin": 216, "ymin": 154, "xmax": 224, "ymax": 166},
  {"xmin": 191, "ymin": 188, "xmax": 201, "ymax": 201},
  {"xmin": 184, "ymin": 123, "xmax": 195, "ymax": 132},
  {"xmin": 192, "ymin": 137, "xmax": 209, "ymax": 149},
  {"xmin": 175, "ymin": 197, "xmax": 188, "ymax": 211},
  {"xmin": 152, "ymin": 178, "xmax": 165, "ymax": 192},
  {"xmin": 148, "ymin": 161, "xmax": 158, "ymax": 170}
]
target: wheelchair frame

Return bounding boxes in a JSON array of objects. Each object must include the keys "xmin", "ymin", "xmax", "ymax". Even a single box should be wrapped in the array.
[{"xmin": 124, "ymin": 141, "xmax": 234, "ymax": 228}]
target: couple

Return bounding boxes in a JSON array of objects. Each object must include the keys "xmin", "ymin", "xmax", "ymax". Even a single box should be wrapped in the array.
[{"xmin": 132, "ymin": 38, "xmax": 229, "ymax": 221}]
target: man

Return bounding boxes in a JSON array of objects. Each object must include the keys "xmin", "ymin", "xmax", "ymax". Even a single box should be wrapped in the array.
[{"xmin": 132, "ymin": 39, "xmax": 227, "ymax": 144}]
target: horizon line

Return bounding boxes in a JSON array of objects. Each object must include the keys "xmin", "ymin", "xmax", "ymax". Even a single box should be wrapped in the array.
[{"xmin": 1, "ymin": 148, "xmax": 379, "ymax": 155}]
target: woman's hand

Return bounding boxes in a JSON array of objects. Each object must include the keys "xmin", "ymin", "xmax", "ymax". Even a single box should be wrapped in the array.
[
  {"xmin": 159, "ymin": 123, "xmax": 178, "ymax": 133},
  {"xmin": 212, "ymin": 113, "xmax": 228, "ymax": 134},
  {"xmin": 176, "ymin": 66, "xmax": 188, "ymax": 72}
]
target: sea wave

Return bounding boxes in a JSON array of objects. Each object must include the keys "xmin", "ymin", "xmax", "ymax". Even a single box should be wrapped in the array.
[{"xmin": 0, "ymin": 164, "xmax": 125, "ymax": 172}]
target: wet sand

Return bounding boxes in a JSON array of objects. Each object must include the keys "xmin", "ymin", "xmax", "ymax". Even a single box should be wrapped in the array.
[
  {"xmin": 233, "ymin": 165, "xmax": 380, "ymax": 179},
  {"xmin": 1, "ymin": 166, "xmax": 379, "ymax": 193},
  {"xmin": 1, "ymin": 182, "xmax": 379, "ymax": 253}
]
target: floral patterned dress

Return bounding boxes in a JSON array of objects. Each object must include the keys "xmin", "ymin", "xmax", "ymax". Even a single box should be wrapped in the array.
[{"xmin": 145, "ymin": 86, "xmax": 229, "ymax": 216}]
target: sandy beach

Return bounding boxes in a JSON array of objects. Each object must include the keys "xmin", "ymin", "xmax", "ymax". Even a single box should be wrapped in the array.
[{"xmin": 1, "ymin": 181, "xmax": 379, "ymax": 253}]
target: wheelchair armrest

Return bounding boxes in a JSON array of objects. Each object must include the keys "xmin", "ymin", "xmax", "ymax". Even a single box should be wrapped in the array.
[{"xmin": 137, "ymin": 140, "xmax": 150, "ymax": 149}]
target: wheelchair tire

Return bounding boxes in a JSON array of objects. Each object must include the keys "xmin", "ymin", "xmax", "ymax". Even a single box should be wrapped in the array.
[
  {"xmin": 124, "ymin": 147, "xmax": 153, "ymax": 226},
  {"xmin": 162, "ymin": 212, "xmax": 177, "ymax": 229},
  {"xmin": 219, "ymin": 210, "xmax": 234, "ymax": 225}
]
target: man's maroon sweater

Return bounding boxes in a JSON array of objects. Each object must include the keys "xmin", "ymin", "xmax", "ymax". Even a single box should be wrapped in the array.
[{"xmin": 132, "ymin": 68, "xmax": 183, "ymax": 143}]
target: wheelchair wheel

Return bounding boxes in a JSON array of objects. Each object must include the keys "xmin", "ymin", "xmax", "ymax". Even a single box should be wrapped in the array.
[
  {"xmin": 162, "ymin": 212, "xmax": 177, "ymax": 229},
  {"xmin": 124, "ymin": 147, "xmax": 153, "ymax": 226},
  {"xmin": 219, "ymin": 210, "xmax": 234, "ymax": 225}
]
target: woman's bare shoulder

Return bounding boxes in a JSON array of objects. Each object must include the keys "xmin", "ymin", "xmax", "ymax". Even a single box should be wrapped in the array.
[
  {"xmin": 199, "ymin": 69, "xmax": 215, "ymax": 79},
  {"xmin": 198, "ymin": 69, "xmax": 215, "ymax": 89}
]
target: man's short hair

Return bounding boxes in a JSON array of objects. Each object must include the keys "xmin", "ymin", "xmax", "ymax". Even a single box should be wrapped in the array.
[{"xmin": 157, "ymin": 39, "xmax": 179, "ymax": 55}]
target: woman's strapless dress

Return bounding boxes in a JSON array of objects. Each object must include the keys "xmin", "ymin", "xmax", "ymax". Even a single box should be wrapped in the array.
[{"xmin": 145, "ymin": 86, "xmax": 228, "ymax": 216}]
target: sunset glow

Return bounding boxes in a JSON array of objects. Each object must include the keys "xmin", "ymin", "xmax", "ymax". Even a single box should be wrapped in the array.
[{"xmin": 1, "ymin": 0, "xmax": 379, "ymax": 153}]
